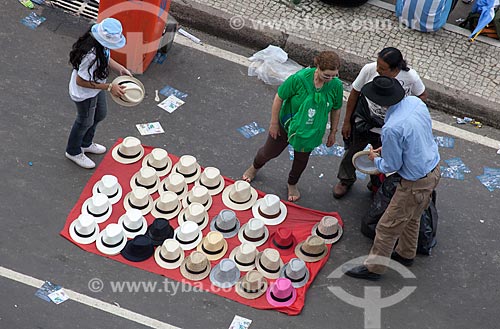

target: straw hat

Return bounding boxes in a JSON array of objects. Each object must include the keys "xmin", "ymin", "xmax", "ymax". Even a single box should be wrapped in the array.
[
  {"xmin": 159, "ymin": 173, "xmax": 188, "ymax": 199},
  {"xmin": 96, "ymin": 223, "xmax": 127, "ymax": 256},
  {"xmin": 235, "ymin": 270, "xmax": 268, "ymax": 300},
  {"xmin": 110, "ymin": 76, "xmax": 145, "ymax": 107},
  {"xmin": 210, "ymin": 209, "xmax": 240, "ymax": 238},
  {"xmin": 311, "ymin": 216, "xmax": 343, "ymax": 244},
  {"xmin": 267, "ymin": 227, "xmax": 297, "ymax": 255},
  {"xmin": 142, "ymin": 148, "xmax": 172, "ymax": 177},
  {"xmin": 196, "ymin": 231, "xmax": 228, "ymax": 261},
  {"xmin": 123, "ymin": 187, "xmax": 154, "ymax": 215},
  {"xmin": 151, "ymin": 191, "xmax": 182, "ymax": 220},
  {"xmin": 252, "ymin": 194, "xmax": 287, "ymax": 226},
  {"xmin": 210, "ymin": 258, "xmax": 241, "ymax": 288},
  {"xmin": 279, "ymin": 258, "xmax": 310, "ymax": 288},
  {"xmin": 130, "ymin": 166, "xmax": 160, "ymax": 195},
  {"xmin": 118, "ymin": 208, "xmax": 148, "ymax": 239},
  {"xmin": 146, "ymin": 218, "xmax": 174, "ymax": 246},
  {"xmin": 121, "ymin": 235, "xmax": 154, "ymax": 262},
  {"xmin": 352, "ymin": 150, "xmax": 380, "ymax": 175},
  {"xmin": 111, "ymin": 136, "xmax": 144, "ymax": 164},
  {"xmin": 177, "ymin": 202, "xmax": 209, "ymax": 230},
  {"xmin": 174, "ymin": 221, "xmax": 203, "ymax": 250},
  {"xmin": 238, "ymin": 218, "xmax": 269, "ymax": 247},
  {"xmin": 295, "ymin": 236, "xmax": 328, "ymax": 263},
  {"xmin": 229, "ymin": 243, "xmax": 257, "ymax": 272},
  {"xmin": 255, "ymin": 248, "xmax": 284, "ymax": 279},
  {"xmin": 172, "ymin": 155, "xmax": 201, "ymax": 184},
  {"xmin": 182, "ymin": 185, "xmax": 213, "ymax": 211},
  {"xmin": 180, "ymin": 251, "xmax": 211, "ymax": 281},
  {"xmin": 92, "ymin": 174, "xmax": 122, "ymax": 204},
  {"xmin": 222, "ymin": 180, "xmax": 258, "ymax": 211},
  {"xmin": 154, "ymin": 238, "xmax": 185, "ymax": 269},
  {"xmin": 266, "ymin": 278, "xmax": 297, "ymax": 307},
  {"xmin": 69, "ymin": 213, "xmax": 99, "ymax": 245},
  {"xmin": 81, "ymin": 192, "xmax": 112, "ymax": 224},
  {"xmin": 195, "ymin": 167, "xmax": 225, "ymax": 195}
]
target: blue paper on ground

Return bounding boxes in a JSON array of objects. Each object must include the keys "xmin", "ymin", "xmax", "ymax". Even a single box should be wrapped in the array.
[
  {"xmin": 21, "ymin": 12, "xmax": 46, "ymax": 29},
  {"xmin": 440, "ymin": 165, "xmax": 465, "ymax": 180},
  {"xmin": 476, "ymin": 167, "xmax": 500, "ymax": 191},
  {"xmin": 288, "ymin": 144, "xmax": 345, "ymax": 160},
  {"xmin": 434, "ymin": 135, "xmax": 455, "ymax": 148},
  {"xmin": 159, "ymin": 85, "xmax": 188, "ymax": 99},
  {"xmin": 444, "ymin": 157, "xmax": 471, "ymax": 173},
  {"xmin": 237, "ymin": 122, "xmax": 265, "ymax": 138},
  {"xmin": 152, "ymin": 52, "xmax": 167, "ymax": 64},
  {"xmin": 35, "ymin": 281, "xmax": 62, "ymax": 302}
]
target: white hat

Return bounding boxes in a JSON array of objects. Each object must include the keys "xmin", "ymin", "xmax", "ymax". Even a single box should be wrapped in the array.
[
  {"xmin": 151, "ymin": 191, "xmax": 182, "ymax": 220},
  {"xmin": 251, "ymin": 194, "xmax": 287, "ymax": 226},
  {"xmin": 238, "ymin": 218, "xmax": 269, "ymax": 247},
  {"xmin": 159, "ymin": 173, "xmax": 188, "ymax": 199},
  {"xmin": 255, "ymin": 248, "xmax": 284, "ymax": 279},
  {"xmin": 123, "ymin": 187, "xmax": 154, "ymax": 215},
  {"xmin": 92, "ymin": 175, "xmax": 122, "ymax": 204},
  {"xmin": 96, "ymin": 223, "xmax": 127, "ymax": 256},
  {"xmin": 142, "ymin": 148, "xmax": 172, "ymax": 177},
  {"xmin": 110, "ymin": 76, "xmax": 145, "ymax": 107},
  {"xmin": 177, "ymin": 202, "xmax": 209, "ymax": 230},
  {"xmin": 180, "ymin": 251, "xmax": 211, "ymax": 281},
  {"xmin": 130, "ymin": 166, "xmax": 160, "ymax": 194},
  {"xmin": 196, "ymin": 231, "xmax": 228, "ymax": 261},
  {"xmin": 195, "ymin": 167, "xmax": 225, "ymax": 195},
  {"xmin": 279, "ymin": 258, "xmax": 310, "ymax": 288},
  {"xmin": 117, "ymin": 209, "xmax": 148, "ymax": 239},
  {"xmin": 229, "ymin": 243, "xmax": 257, "ymax": 272},
  {"xmin": 295, "ymin": 235, "xmax": 328, "ymax": 263},
  {"xmin": 172, "ymin": 155, "xmax": 201, "ymax": 184},
  {"xmin": 112, "ymin": 136, "xmax": 145, "ymax": 164},
  {"xmin": 210, "ymin": 258, "xmax": 241, "ymax": 288},
  {"xmin": 311, "ymin": 216, "xmax": 343, "ymax": 244},
  {"xmin": 154, "ymin": 238, "xmax": 185, "ymax": 269},
  {"xmin": 210, "ymin": 209, "xmax": 240, "ymax": 238},
  {"xmin": 235, "ymin": 270, "xmax": 268, "ymax": 300},
  {"xmin": 69, "ymin": 213, "xmax": 100, "ymax": 245},
  {"xmin": 222, "ymin": 180, "xmax": 258, "ymax": 211},
  {"xmin": 352, "ymin": 150, "xmax": 380, "ymax": 175},
  {"xmin": 81, "ymin": 193, "xmax": 112, "ymax": 224},
  {"xmin": 182, "ymin": 185, "xmax": 213, "ymax": 211},
  {"xmin": 174, "ymin": 220, "xmax": 203, "ymax": 250}
]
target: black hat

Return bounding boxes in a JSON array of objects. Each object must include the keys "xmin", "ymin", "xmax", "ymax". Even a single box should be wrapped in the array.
[
  {"xmin": 121, "ymin": 235, "xmax": 154, "ymax": 262},
  {"xmin": 146, "ymin": 218, "xmax": 174, "ymax": 246},
  {"xmin": 361, "ymin": 76, "xmax": 405, "ymax": 106}
]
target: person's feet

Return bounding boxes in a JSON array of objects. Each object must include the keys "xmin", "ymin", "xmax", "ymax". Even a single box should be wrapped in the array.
[
  {"xmin": 65, "ymin": 152, "xmax": 96, "ymax": 169},
  {"xmin": 344, "ymin": 265, "xmax": 381, "ymax": 281},
  {"xmin": 333, "ymin": 181, "xmax": 351, "ymax": 199},
  {"xmin": 391, "ymin": 251, "xmax": 414, "ymax": 267},
  {"xmin": 82, "ymin": 142, "xmax": 107, "ymax": 154},
  {"xmin": 287, "ymin": 183, "xmax": 300, "ymax": 202},
  {"xmin": 242, "ymin": 165, "xmax": 258, "ymax": 183}
]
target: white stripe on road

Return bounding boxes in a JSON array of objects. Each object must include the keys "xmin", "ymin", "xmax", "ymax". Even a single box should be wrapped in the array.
[
  {"xmin": 432, "ymin": 120, "xmax": 500, "ymax": 150},
  {"xmin": 0, "ymin": 266, "xmax": 180, "ymax": 329}
]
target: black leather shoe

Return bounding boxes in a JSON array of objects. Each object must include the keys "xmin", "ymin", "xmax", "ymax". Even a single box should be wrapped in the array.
[
  {"xmin": 345, "ymin": 265, "xmax": 381, "ymax": 281},
  {"xmin": 391, "ymin": 252, "xmax": 414, "ymax": 266}
]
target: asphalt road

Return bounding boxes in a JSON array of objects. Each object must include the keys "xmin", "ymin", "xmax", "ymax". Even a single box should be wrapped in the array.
[{"xmin": 1, "ymin": 2, "xmax": 500, "ymax": 329}]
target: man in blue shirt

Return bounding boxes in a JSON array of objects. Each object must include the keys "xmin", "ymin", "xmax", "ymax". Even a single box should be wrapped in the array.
[{"xmin": 346, "ymin": 77, "xmax": 441, "ymax": 280}]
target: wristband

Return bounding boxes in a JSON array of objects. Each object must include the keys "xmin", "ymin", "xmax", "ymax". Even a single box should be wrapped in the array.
[{"xmin": 107, "ymin": 83, "xmax": 113, "ymax": 92}]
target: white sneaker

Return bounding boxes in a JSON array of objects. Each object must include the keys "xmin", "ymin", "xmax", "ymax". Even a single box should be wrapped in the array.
[
  {"xmin": 65, "ymin": 152, "xmax": 96, "ymax": 169},
  {"xmin": 82, "ymin": 142, "xmax": 107, "ymax": 154}
]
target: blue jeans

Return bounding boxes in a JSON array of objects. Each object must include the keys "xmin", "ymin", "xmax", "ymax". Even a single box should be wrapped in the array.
[{"xmin": 66, "ymin": 92, "xmax": 107, "ymax": 155}]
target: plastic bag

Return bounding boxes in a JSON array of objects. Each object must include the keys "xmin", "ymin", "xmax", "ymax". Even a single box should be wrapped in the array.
[{"xmin": 248, "ymin": 45, "xmax": 303, "ymax": 85}]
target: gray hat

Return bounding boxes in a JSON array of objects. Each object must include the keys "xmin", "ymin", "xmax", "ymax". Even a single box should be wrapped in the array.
[
  {"xmin": 209, "ymin": 258, "xmax": 241, "ymax": 288},
  {"xmin": 279, "ymin": 258, "xmax": 310, "ymax": 288},
  {"xmin": 210, "ymin": 209, "xmax": 241, "ymax": 238}
]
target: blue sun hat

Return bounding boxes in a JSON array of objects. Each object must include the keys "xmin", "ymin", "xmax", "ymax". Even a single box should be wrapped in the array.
[{"xmin": 91, "ymin": 18, "xmax": 126, "ymax": 49}]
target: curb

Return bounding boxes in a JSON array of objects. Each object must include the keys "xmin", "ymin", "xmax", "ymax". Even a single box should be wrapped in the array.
[{"xmin": 170, "ymin": 0, "xmax": 500, "ymax": 129}]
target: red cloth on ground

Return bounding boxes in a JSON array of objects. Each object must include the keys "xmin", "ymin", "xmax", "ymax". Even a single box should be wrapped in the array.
[{"xmin": 60, "ymin": 139, "xmax": 343, "ymax": 316}]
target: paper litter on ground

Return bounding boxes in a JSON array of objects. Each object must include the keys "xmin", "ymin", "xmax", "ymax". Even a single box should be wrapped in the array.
[
  {"xmin": 136, "ymin": 122, "xmax": 164, "ymax": 135},
  {"xmin": 237, "ymin": 122, "xmax": 265, "ymax": 138},
  {"xmin": 48, "ymin": 289, "xmax": 69, "ymax": 304},
  {"xmin": 440, "ymin": 166, "xmax": 465, "ymax": 180},
  {"xmin": 444, "ymin": 157, "xmax": 471, "ymax": 173},
  {"xmin": 288, "ymin": 144, "xmax": 345, "ymax": 160},
  {"xmin": 434, "ymin": 135, "xmax": 455, "ymax": 148},
  {"xmin": 476, "ymin": 167, "xmax": 500, "ymax": 191},
  {"xmin": 228, "ymin": 315, "xmax": 252, "ymax": 329},
  {"xmin": 158, "ymin": 95, "xmax": 185, "ymax": 113},
  {"xmin": 159, "ymin": 85, "xmax": 188, "ymax": 99},
  {"xmin": 35, "ymin": 281, "xmax": 62, "ymax": 303},
  {"xmin": 152, "ymin": 52, "xmax": 167, "ymax": 64},
  {"xmin": 21, "ymin": 12, "xmax": 46, "ymax": 29}
]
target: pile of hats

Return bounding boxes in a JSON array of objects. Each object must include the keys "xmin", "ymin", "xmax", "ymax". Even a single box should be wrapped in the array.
[{"xmin": 68, "ymin": 136, "xmax": 344, "ymax": 307}]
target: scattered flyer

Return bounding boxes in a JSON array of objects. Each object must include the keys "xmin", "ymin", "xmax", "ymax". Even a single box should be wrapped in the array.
[
  {"xmin": 48, "ymin": 289, "xmax": 69, "ymax": 305},
  {"xmin": 476, "ymin": 167, "xmax": 500, "ymax": 191},
  {"xmin": 434, "ymin": 135, "xmax": 455, "ymax": 148},
  {"xmin": 444, "ymin": 157, "xmax": 471, "ymax": 173},
  {"xmin": 237, "ymin": 122, "xmax": 265, "ymax": 138},
  {"xmin": 440, "ymin": 166, "xmax": 465, "ymax": 180},
  {"xmin": 288, "ymin": 144, "xmax": 345, "ymax": 160},
  {"xmin": 152, "ymin": 52, "xmax": 167, "ymax": 64},
  {"xmin": 21, "ymin": 12, "xmax": 46, "ymax": 29},
  {"xmin": 158, "ymin": 95, "xmax": 185, "ymax": 113},
  {"xmin": 35, "ymin": 281, "xmax": 62, "ymax": 303},
  {"xmin": 228, "ymin": 315, "xmax": 252, "ymax": 329},
  {"xmin": 159, "ymin": 85, "xmax": 188, "ymax": 99},
  {"xmin": 136, "ymin": 122, "xmax": 164, "ymax": 135}
]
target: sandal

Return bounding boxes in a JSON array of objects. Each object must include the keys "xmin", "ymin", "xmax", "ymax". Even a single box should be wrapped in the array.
[
  {"xmin": 242, "ymin": 165, "xmax": 258, "ymax": 183},
  {"xmin": 287, "ymin": 184, "xmax": 301, "ymax": 202}
]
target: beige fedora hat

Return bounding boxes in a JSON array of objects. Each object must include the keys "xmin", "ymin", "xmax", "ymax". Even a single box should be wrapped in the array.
[
  {"xmin": 196, "ymin": 231, "xmax": 228, "ymax": 261},
  {"xmin": 229, "ymin": 243, "xmax": 257, "ymax": 272},
  {"xmin": 177, "ymin": 202, "xmax": 209, "ymax": 230},
  {"xmin": 151, "ymin": 191, "xmax": 182, "ymax": 219},
  {"xmin": 92, "ymin": 174, "xmax": 122, "ymax": 204},
  {"xmin": 174, "ymin": 220, "xmax": 203, "ymax": 250},
  {"xmin": 159, "ymin": 173, "xmax": 188, "ymax": 199},
  {"xmin": 142, "ymin": 148, "xmax": 173, "ymax": 177},
  {"xmin": 182, "ymin": 185, "xmax": 213, "ymax": 211},
  {"xmin": 238, "ymin": 218, "xmax": 269, "ymax": 247},
  {"xmin": 69, "ymin": 213, "xmax": 100, "ymax": 245},
  {"xmin": 130, "ymin": 166, "xmax": 160, "ymax": 194},
  {"xmin": 96, "ymin": 223, "xmax": 127, "ymax": 256},
  {"xmin": 112, "ymin": 136, "xmax": 144, "ymax": 164},
  {"xmin": 295, "ymin": 235, "xmax": 328, "ymax": 263},
  {"xmin": 172, "ymin": 155, "xmax": 201, "ymax": 184},
  {"xmin": 117, "ymin": 208, "xmax": 148, "ymax": 239},
  {"xmin": 251, "ymin": 194, "xmax": 287, "ymax": 226},
  {"xmin": 110, "ymin": 76, "xmax": 145, "ymax": 107},
  {"xmin": 235, "ymin": 270, "xmax": 268, "ymax": 300},
  {"xmin": 123, "ymin": 186, "xmax": 154, "ymax": 215},
  {"xmin": 311, "ymin": 216, "xmax": 343, "ymax": 244},
  {"xmin": 255, "ymin": 248, "xmax": 284, "ymax": 279},
  {"xmin": 222, "ymin": 180, "xmax": 258, "ymax": 211},
  {"xmin": 195, "ymin": 167, "xmax": 225, "ymax": 195},
  {"xmin": 180, "ymin": 251, "xmax": 211, "ymax": 281},
  {"xmin": 154, "ymin": 238, "xmax": 185, "ymax": 269},
  {"xmin": 81, "ymin": 192, "xmax": 112, "ymax": 224},
  {"xmin": 352, "ymin": 150, "xmax": 380, "ymax": 175}
]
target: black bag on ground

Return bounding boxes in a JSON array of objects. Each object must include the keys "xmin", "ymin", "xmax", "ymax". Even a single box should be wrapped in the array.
[{"xmin": 360, "ymin": 174, "xmax": 438, "ymax": 255}]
